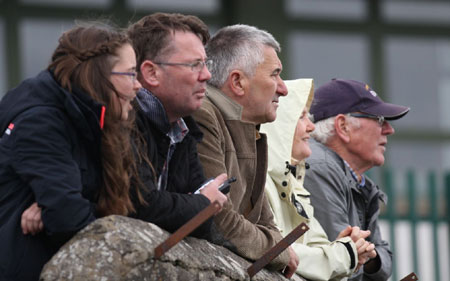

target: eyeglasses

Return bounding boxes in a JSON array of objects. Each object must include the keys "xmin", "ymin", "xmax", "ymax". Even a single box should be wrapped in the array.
[
  {"xmin": 111, "ymin": 71, "xmax": 137, "ymax": 83},
  {"xmin": 349, "ymin": 113, "xmax": 385, "ymax": 125},
  {"xmin": 154, "ymin": 60, "xmax": 213, "ymax": 72}
]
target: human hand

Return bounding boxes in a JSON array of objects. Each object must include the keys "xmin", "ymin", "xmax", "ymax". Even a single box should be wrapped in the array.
[
  {"xmin": 337, "ymin": 225, "xmax": 352, "ymax": 239},
  {"xmin": 338, "ymin": 226, "xmax": 376, "ymax": 271},
  {"xmin": 338, "ymin": 225, "xmax": 371, "ymax": 241},
  {"xmin": 349, "ymin": 226, "xmax": 371, "ymax": 242},
  {"xmin": 363, "ymin": 250, "xmax": 380, "ymax": 273},
  {"xmin": 339, "ymin": 226, "xmax": 370, "ymax": 242},
  {"xmin": 349, "ymin": 226, "xmax": 376, "ymax": 267},
  {"xmin": 282, "ymin": 246, "xmax": 299, "ymax": 279},
  {"xmin": 354, "ymin": 239, "xmax": 377, "ymax": 271},
  {"xmin": 21, "ymin": 202, "xmax": 44, "ymax": 235},
  {"xmin": 199, "ymin": 173, "xmax": 228, "ymax": 210}
]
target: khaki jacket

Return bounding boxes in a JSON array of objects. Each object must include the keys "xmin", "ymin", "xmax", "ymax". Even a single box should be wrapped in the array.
[
  {"xmin": 192, "ymin": 85, "xmax": 290, "ymax": 270},
  {"xmin": 260, "ymin": 79, "xmax": 358, "ymax": 280}
]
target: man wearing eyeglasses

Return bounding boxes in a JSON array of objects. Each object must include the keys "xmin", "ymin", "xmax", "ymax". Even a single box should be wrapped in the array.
[
  {"xmin": 304, "ymin": 78, "xmax": 410, "ymax": 280},
  {"xmin": 126, "ymin": 13, "xmax": 228, "ymax": 239}
]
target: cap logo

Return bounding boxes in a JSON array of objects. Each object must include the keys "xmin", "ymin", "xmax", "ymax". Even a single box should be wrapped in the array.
[{"xmin": 364, "ymin": 84, "xmax": 377, "ymax": 97}]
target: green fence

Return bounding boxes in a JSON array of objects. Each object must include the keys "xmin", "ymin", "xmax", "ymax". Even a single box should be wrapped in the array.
[{"xmin": 379, "ymin": 169, "xmax": 450, "ymax": 281}]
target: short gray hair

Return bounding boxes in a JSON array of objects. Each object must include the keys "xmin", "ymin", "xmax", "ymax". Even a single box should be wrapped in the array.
[
  {"xmin": 206, "ymin": 24, "xmax": 280, "ymax": 88},
  {"xmin": 311, "ymin": 114, "xmax": 360, "ymax": 144}
]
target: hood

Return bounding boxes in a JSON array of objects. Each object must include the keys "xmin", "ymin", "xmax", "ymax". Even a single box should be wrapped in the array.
[{"xmin": 260, "ymin": 79, "xmax": 314, "ymax": 178}]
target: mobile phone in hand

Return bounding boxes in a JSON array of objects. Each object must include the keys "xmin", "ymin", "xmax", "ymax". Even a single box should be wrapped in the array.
[
  {"xmin": 194, "ymin": 178, "xmax": 214, "ymax": 194},
  {"xmin": 218, "ymin": 177, "xmax": 236, "ymax": 194}
]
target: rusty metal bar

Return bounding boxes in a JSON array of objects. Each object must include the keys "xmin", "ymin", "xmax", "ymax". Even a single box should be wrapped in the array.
[
  {"xmin": 400, "ymin": 272, "xmax": 419, "ymax": 281},
  {"xmin": 154, "ymin": 201, "xmax": 220, "ymax": 259},
  {"xmin": 247, "ymin": 222, "xmax": 309, "ymax": 278}
]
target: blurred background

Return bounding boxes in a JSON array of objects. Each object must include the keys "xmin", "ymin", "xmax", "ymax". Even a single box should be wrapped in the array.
[{"xmin": 0, "ymin": 0, "xmax": 449, "ymax": 280}]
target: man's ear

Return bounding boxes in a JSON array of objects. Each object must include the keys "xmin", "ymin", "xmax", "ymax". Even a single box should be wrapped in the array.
[
  {"xmin": 228, "ymin": 70, "xmax": 248, "ymax": 97},
  {"xmin": 140, "ymin": 60, "xmax": 160, "ymax": 87},
  {"xmin": 335, "ymin": 114, "xmax": 351, "ymax": 143}
]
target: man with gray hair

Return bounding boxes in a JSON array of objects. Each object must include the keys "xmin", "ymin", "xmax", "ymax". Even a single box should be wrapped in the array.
[
  {"xmin": 304, "ymin": 78, "xmax": 410, "ymax": 280},
  {"xmin": 192, "ymin": 24, "xmax": 299, "ymax": 277}
]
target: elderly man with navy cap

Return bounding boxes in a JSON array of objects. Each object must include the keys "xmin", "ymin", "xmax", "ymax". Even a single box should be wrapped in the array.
[{"xmin": 304, "ymin": 79, "xmax": 410, "ymax": 281}]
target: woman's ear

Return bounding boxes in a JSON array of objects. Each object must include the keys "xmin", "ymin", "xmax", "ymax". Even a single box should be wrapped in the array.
[
  {"xmin": 334, "ymin": 114, "xmax": 351, "ymax": 143},
  {"xmin": 140, "ymin": 60, "xmax": 159, "ymax": 87}
]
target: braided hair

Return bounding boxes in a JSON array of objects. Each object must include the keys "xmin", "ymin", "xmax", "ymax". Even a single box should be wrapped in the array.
[{"xmin": 48, "ymin": 23, "xmax": 143, "ymax": 217}]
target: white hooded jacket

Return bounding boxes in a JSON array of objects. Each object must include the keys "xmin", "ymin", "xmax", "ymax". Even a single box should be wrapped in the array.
[{"xmin": 260, "ymin": 79, "xmax": 358, "ymax": 281}]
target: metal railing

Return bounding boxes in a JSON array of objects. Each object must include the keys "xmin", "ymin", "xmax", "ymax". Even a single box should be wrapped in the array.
[{"xmin": 379, "ymin": 169, "xmax": 450, "ymax": 281}]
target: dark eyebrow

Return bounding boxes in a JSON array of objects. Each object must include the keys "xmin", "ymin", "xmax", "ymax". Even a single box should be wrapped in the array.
[{"xmin": 189, "ymin": 56, "xmax": 207, "ymax": 62}]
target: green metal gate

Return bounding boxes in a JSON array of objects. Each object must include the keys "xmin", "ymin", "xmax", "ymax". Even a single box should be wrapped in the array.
[{"xmin": 379, "ymin": 169, "xmax": 450, "ymax": 281}]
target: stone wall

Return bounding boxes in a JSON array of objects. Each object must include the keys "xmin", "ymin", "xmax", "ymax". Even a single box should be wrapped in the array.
[{"xmin": 40, "ymin": 215, "xmax": 305, "ymax": 281}]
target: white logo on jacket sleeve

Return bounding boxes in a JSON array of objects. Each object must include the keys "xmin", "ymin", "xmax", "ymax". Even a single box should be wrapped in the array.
[{"xmin": 3, "ymin": 123, "xmax": 14, "ymax": 136}]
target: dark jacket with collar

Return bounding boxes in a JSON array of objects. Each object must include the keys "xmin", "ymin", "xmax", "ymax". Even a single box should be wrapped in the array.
[
  {"xmin": 0, "ymin": 70, "xmax": 103, "ymax": 281},
  {"xmin": 304, "ymin": 139, "xmax": 393, "ymax": 281},
  {"xmin": 131, "ymin": 93, "xmax": 212, "ymax": 239}
]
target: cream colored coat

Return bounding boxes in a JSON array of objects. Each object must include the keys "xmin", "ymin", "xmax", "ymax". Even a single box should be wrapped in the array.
[{"xmin": 260, "ymin": 79, "xmax": 358, "ymax": 280}]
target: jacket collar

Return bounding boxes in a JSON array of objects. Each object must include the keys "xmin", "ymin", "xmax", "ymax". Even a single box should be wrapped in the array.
[
  {"xmin": 136, "ymin": 88, "xmax": 171, "ymax": 134},
  {"xmin": 67, "ymin": 85, "xmax": 104, "ymax": 141},
  {"xmin": 311, "ymin": 139, "xmax": 387, "ymax": 202},
  {"xmin": 182, "ymin": 115, "xmax": 203, "ymax": 142},
  {"xmin": 310, "ymin": 138, "xmax": 349, "ymax": 175},
  {"xmin": 136, "ymin": 88, "xmax": 204, "ymax": 142},
  {"xmin": 311, "ymin": 139, "xmax": 361, "ymax": 194},
  {"xmin": 206, "ymin": 84, "xmax": 243, "ymax": 121}
]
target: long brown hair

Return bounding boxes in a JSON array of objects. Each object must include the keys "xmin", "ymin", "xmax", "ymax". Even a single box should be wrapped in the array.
[{"xmin": 48, "ymin": 22, "xmax": 141, "ymax": 216}]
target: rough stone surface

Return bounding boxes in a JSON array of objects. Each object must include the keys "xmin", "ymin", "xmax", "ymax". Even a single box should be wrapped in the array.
[{"xmin": 40, "ymin": 215, "xmax": 305, "ymax": 281}]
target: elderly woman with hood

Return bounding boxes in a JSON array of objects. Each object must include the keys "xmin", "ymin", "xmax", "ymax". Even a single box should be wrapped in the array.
[{"xmin": 260, "ymin": 79, "xmax": 377, "ymax": 280}]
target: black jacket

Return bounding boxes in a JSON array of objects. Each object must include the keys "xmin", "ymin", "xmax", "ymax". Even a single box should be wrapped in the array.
[
  {"xmin": 131, "ymin": 103, "xmax": 213, "ymax": 238},
  {"xmin": 0, "ymin": 70, "xmax": 103, "ymax": 281}
]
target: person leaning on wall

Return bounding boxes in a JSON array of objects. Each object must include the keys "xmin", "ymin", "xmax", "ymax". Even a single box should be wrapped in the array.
[
  {"xmin": 192, "ymin": 24, "xmax": 299, "ymax": 278},
  {"xmin": 304, "ymin": 79, "xmax": 410, "ymax": 280},
  {"xmin": 17, "ymin": 12, "xmax": 229, "ymax": 244},
  {"xmin": 126, "ymin": 12, "xmax": 228, "ymax": 240},
  {"xmin": 260, "ymin": 79, "xmax": 377, "ymax": 281},
  {"xmin": 0, "ymin": 22, "xmax": 145, "ymax": 281}
]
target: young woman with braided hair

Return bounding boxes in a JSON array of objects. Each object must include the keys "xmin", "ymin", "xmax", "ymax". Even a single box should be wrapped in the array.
[{"xmin": 0, "ymin": 23, "xmax": 143, "ymax": 280}]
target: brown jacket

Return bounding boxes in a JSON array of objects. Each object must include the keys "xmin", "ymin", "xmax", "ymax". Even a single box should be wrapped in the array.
[{"xmin": 192, "ymin": 85, "xmax": 290, "ymax": 270}]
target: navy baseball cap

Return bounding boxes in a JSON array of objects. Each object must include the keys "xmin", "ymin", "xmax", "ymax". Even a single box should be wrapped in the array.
[{"xmin": 310, "ymin": 79, "xmax": 410, "ymax": 123}]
